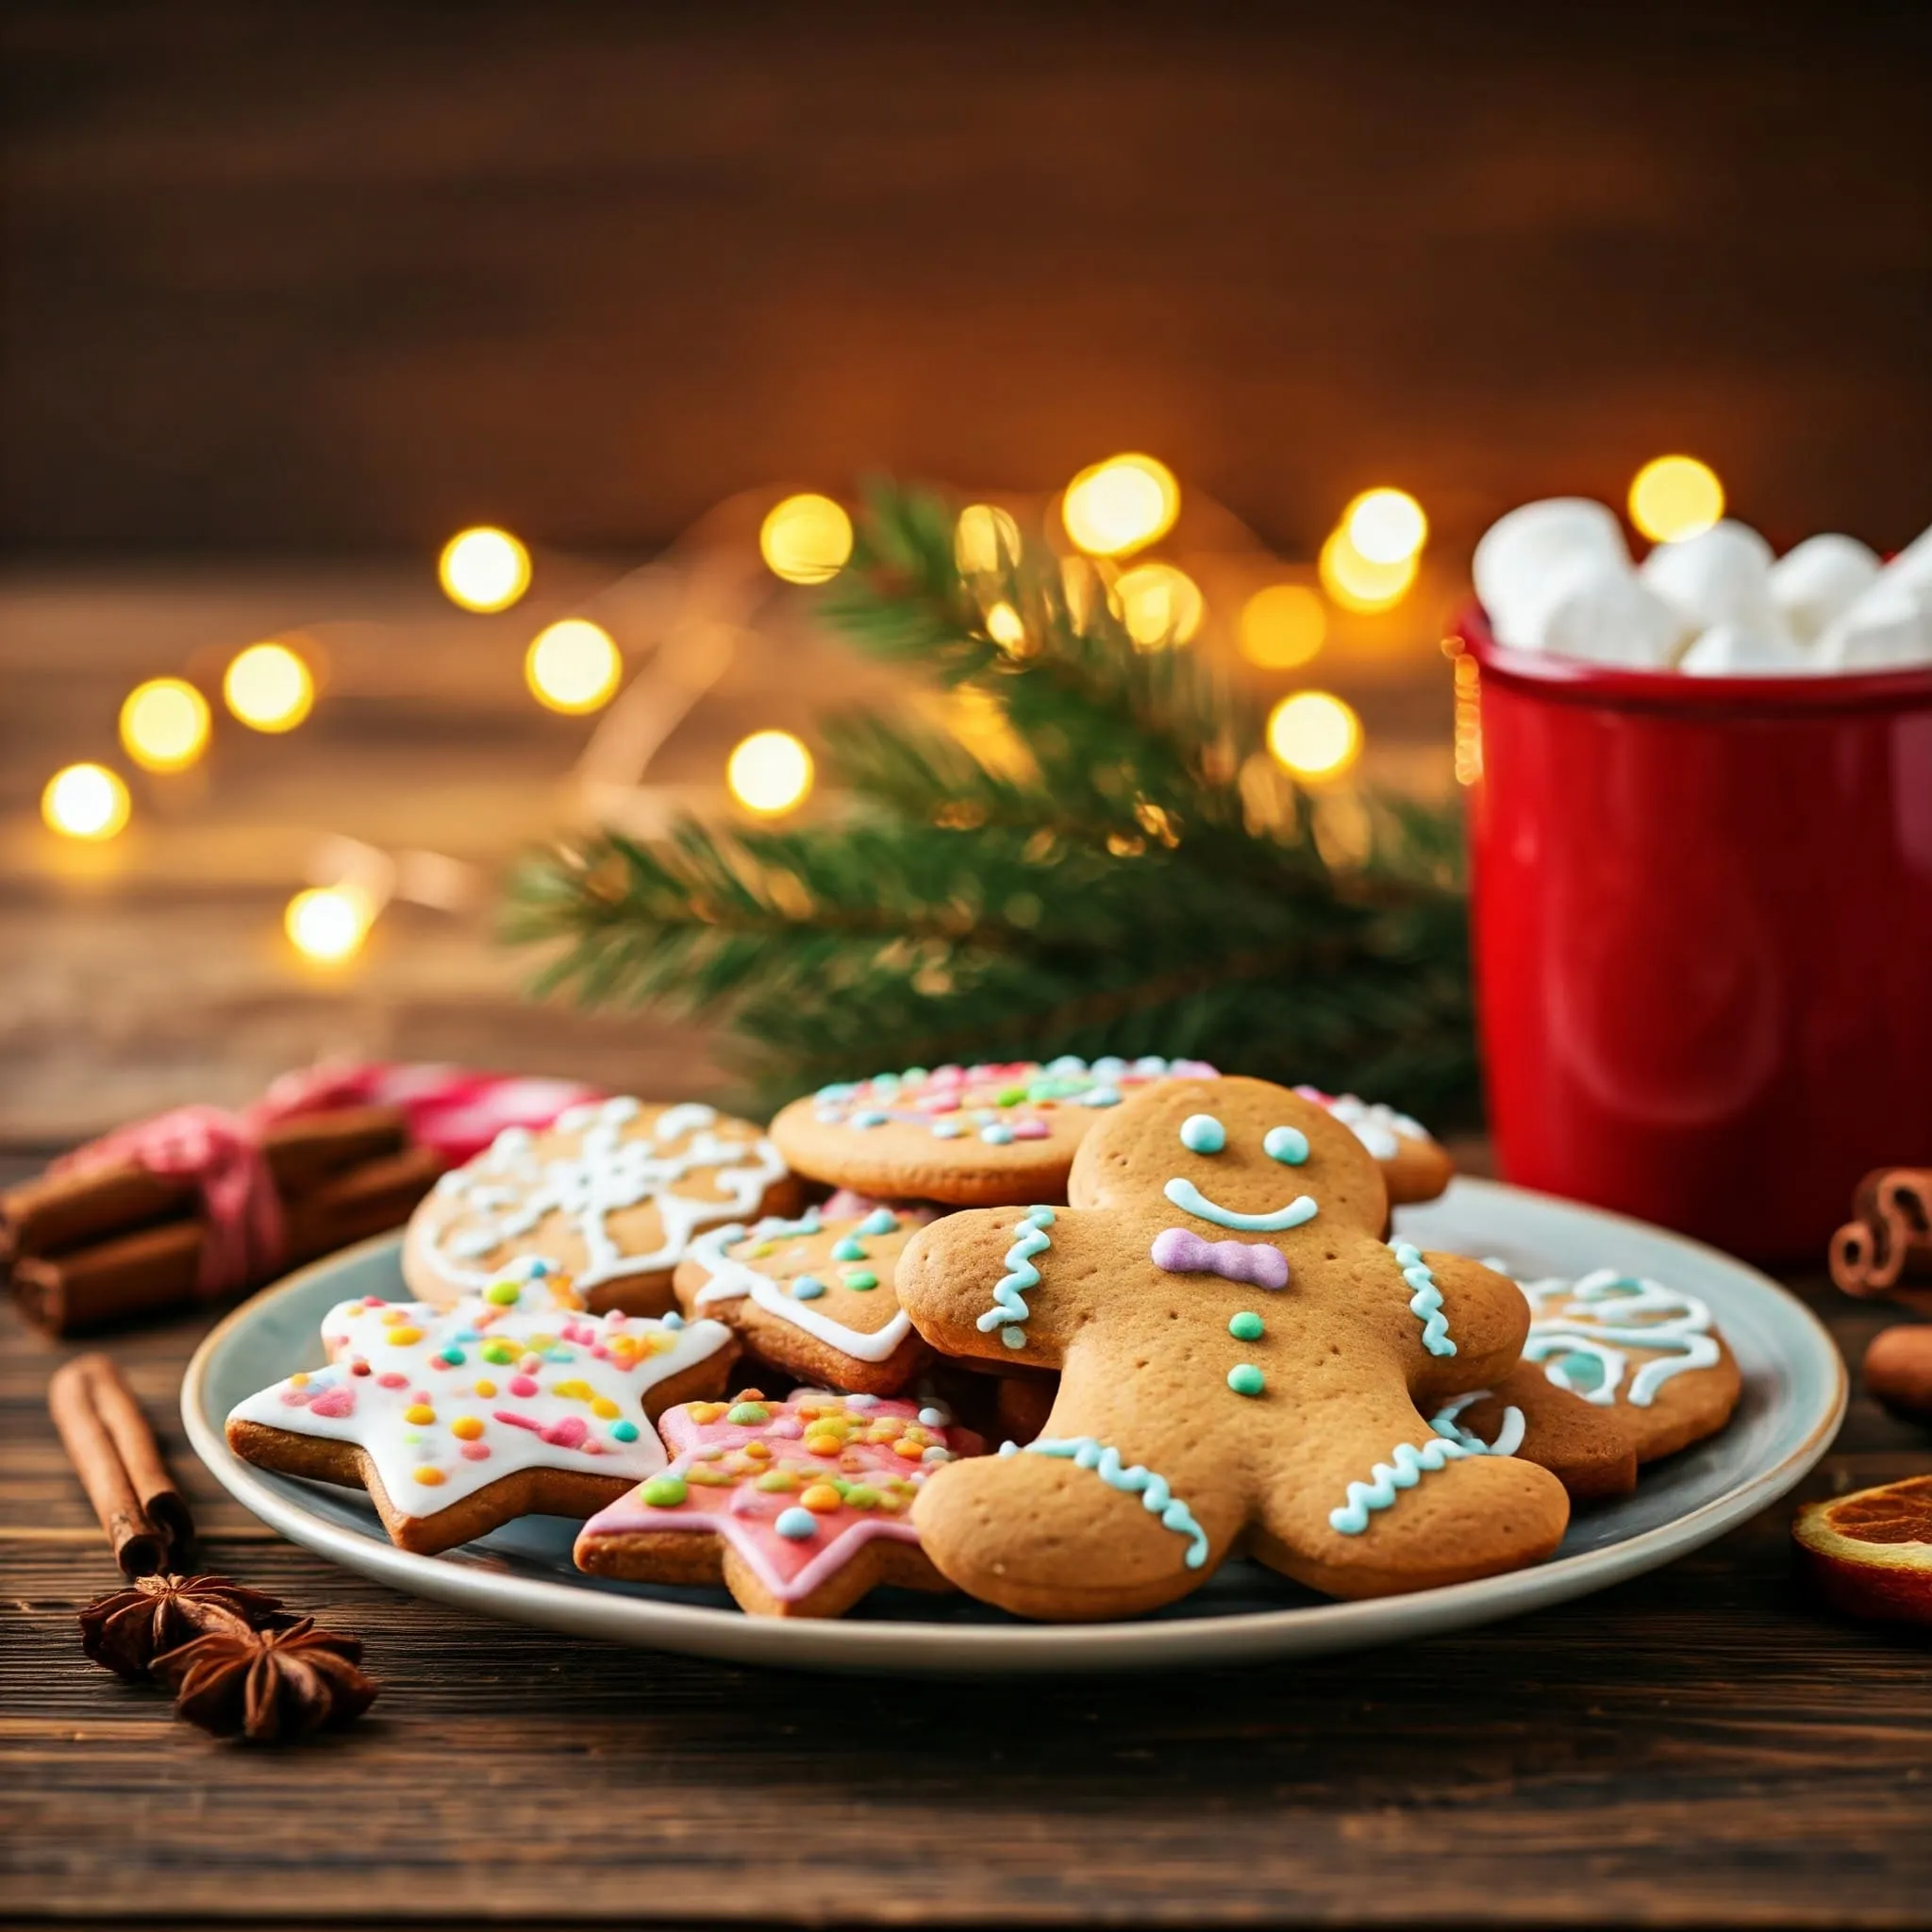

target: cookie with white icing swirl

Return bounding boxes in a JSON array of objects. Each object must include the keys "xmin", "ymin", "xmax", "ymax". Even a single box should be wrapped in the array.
[{"xmin": 402, "ymin": 1096, "xmax": 803, "ymax": 1316}]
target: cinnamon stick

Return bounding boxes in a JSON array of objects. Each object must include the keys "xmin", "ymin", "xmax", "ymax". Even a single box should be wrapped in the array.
[
  {"xmin": 11, "ymin": 1142, "xmax": 446, "ymax": 1336},
  {"xmin": 48, "ymin": 1355, "xmax": 186, "ymax": 1576},
  {"xmin": 1, "ymin": 1105, "xmax": 409, "ymax": 1263},
  {"xmin": 1831, "ymin": 1168, "xmax": 1932, "ymax": 1313}
]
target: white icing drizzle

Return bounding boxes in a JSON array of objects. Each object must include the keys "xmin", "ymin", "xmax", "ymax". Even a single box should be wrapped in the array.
[
  {"xmin": 419, "ymin": 1098, "xmax": 788, "ymax": 1295},
  {"xmin": 1428, "ymin": 1391, "xmax": 1527, "ymax": 1457},
  {"xmin": 1516, "ymin": 1268, "xmax": 1721, "ymax": 1408},
  {"xmin": 686, "ymin": 1214, "xmax": 914, "ymax": 1365}
]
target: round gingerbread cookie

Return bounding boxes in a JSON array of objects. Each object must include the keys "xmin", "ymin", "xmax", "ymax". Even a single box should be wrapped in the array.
[
  {"xmin": 1510, "ymin": 1267, "xmax": 1741, "ymax": 1463},
  {"xmin": 1426, "ymin": 1364, "xmax": 1641, "ymax": 1502},
  {"xmin": 1294, "ymin": 1087, "xmax": 1454, "ymax": 1206},
  {"xmin": 771, "ymin": 1056, "xmax": 1217, "ymax": 1207},
  {"xmin": 402, "ymin": 1096, "xmax": 803, "ymax": 1316},
  {"xmin": 673, "ymin": 1205, "xmax": 931, "ymax": 1396}
]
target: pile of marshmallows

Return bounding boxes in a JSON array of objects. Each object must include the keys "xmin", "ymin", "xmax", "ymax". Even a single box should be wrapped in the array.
[{"xmin": 1474, "ymin": 501, "xmax": 1932, "ymax": 675}]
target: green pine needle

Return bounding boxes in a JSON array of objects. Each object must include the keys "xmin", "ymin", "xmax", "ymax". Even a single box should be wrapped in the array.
[{"xmin": 508, "ymin": 479, "xmax": 1475, "ymax": 1121}]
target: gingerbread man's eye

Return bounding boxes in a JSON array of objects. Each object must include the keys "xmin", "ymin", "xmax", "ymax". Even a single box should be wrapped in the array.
[
  {"xmin": 1178, "ymin": 1114, "xmax": 1226, "ymax": 1155},
  {"xmin": 1263, "ymin": 1125, "xmax": 1309, "ymax": 1165}
]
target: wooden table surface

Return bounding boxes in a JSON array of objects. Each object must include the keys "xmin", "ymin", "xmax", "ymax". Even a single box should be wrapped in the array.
[{"xmin": 5, "ymin": 1132, "xmax": 1930, "ymax": 1928}]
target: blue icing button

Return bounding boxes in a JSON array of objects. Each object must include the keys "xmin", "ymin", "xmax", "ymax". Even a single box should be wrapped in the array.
[
  {"xmin": 931, "ymin": 1120, "xmax": 964, "ymax": 1139},
  {"xmin": 830, "ymin": 1236, "xmax": 867, "ymax": 1261},
  {"xmin": 774, "ymin": 1507, "xmax": 819, "ymax": 1540},
  {"xmin": 857, "ymin": 1208, "xmax": 898, "ymax": 1237},
  {"xmin": 792, "ymin": 1275, "xmax": 827, "ymax": 1300},
  {"xmin": 1263, "ymin": 1124, "xmax": 1310, "ymax": 1165},
  {"xmin": 980, "ymin": 1124, "xmax": 1015, "ymax": 1145},
  {"xmin": 1179, "ymin": 1113, "xmax": 1225, "ymax": 1155},
  {"xmin": 661, "ymin": 1310, "xmax": 686, "ymax": 1330}
]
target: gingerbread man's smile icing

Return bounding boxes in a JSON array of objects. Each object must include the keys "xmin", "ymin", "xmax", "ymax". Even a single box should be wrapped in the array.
[{"xmin": 1162, "ymin": 1176, "xmax": 1318, "ymax": 1233}]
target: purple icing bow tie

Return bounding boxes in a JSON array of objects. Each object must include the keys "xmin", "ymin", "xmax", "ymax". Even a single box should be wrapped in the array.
[{"xmin": 1150, "ymin": 1226, "xmax": 1290, "ymax": 1291}]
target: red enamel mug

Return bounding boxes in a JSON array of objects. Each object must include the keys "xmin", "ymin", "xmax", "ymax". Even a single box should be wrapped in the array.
[{"xmin": 1453, "ymin": 608, "xmax": 1932, "ymax": 1262}]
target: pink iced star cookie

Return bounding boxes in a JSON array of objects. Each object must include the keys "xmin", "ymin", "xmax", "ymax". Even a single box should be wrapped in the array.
[
  {"xmin": 574, "ymin": 1388, "xmax": 984, "ymax": 1618},
  {"xmin": 225, "ymin": 1269, "xmax": 739, "ymax": 1555}
]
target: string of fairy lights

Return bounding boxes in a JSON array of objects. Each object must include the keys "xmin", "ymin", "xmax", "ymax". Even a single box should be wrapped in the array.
[{"xmin": 36, "ymin": 449, "xmax": 1725, "ymax": 964}]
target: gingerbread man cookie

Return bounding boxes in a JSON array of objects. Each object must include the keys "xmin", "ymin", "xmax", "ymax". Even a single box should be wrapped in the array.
[
  {"xmin": 771, "ymin": 1056, "xmax": 1216, "ymax": 1207},
  {"xmin": 574, "ymin": 1389, "xmax": 984, "ymax": 1618},
  {"xmin": 403, "ymin": 1096, "xmax": 802, "ymax": 1316},
  {"xmin": 226, "ymin": 1267, "xmax": 739, "ymax": 1555},
  {"xmin": 673, "ymin": 1206, "xmax": 931, "ymax": 1395},
  {"xmin": 894, "ymin": 1077, "xmax": 1569, "ymax": 1618},
  {"xmin": 1294, "ymin": 1087, "xmax": 1455, "ymax": 1207},
  {"xmin": 1426, "ymin": 1367, "xmax": 1640, "ymax": 1502}
]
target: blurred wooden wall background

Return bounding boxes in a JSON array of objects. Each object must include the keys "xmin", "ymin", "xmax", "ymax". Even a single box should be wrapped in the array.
[{"xmin": 5, "ymin": 1, "xmax": 1928, "ymax": 564}]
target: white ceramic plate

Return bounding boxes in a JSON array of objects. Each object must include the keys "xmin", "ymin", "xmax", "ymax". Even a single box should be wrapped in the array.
[{"xmin": 184, "ymin": 1178, "xmax": 1844, "ymax": 1675}]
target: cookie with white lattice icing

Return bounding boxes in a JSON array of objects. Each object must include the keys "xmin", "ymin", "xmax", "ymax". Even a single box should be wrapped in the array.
[
  {"xmin": 1508, "ymin": 1267, "xmax": 1741, "ymax": 1463},
  {"xmin": 225, "ymin": 1272, "xmax": 739, "ymax": 1555},
  {"xmin": 402, "ymin": 1097, "xmax": 804, "ymax": 1316},
  {"xmin": 1294, "ymin": 1087, "xmax": 1454, "ymax": 1206},
  {"xmin": 574, "ymin": 1389, "xmax": 985, "ymax": 1618},
  {"xmin": 673, "ymin": 1206, "xmax": 932, "ymax": 1395},
  {"xmin": 771, "ymin": 1057, "xmax": 1217, "ymax": 1207}
]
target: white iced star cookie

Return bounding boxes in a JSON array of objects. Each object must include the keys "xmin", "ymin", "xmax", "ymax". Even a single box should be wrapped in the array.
[
  {"xmin": 225, "ymin": 1268, "xmax": 739, "ymax": 1554},
  {"xmin": 402, "ymin": 1096, "xmax": 804, "ymax": 1316}
]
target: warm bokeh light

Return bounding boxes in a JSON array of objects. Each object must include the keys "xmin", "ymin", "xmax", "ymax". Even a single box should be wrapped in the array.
[
  {"xmin": 984, "ymin": 600, "xmax": 1027, "ymax": 651},
  {"xmin": 119, "ymin": 677, "xmax": 211, "ymax": 773},
  {"xmin": 759, "ymin": 494, "xmax": 854, "ymax": 585},
  {"xmin": 224, "ymin": 642, "xmax": 314, "ymax": 733},
  {"xmin": 1060, "ymin": 454, "xmax": 1180, "ymax": 558},
  {"xmin": 1342, "ymin": 488, "xmax": 1427, "ymax": 565},
  {"xmin": 1115, "ymin": 562, "xmax": 1205, "ymax": 647},
  {"xmin": 1239, "ymin": 584, "xmax": 1327, "ymax": 669},
  {"xmin": 439, "ymin": 526, "xmax": 531, "ymax": 612},
  {"xmin": 285, "ymin": 887, "xmax": 368, "ymax": 963},
  {"xmin": 42, "ymin": 763, "xmax": 131, "ymax": 841},
  {"xmin": 955, "ymin": 503, "xmax": 1023, "ymax": 575},
  {"xmin": 1319, "ymin": 527, "xmax": 1419, "ymax": 613},
  {"xmin": 525, "ymin": 619, "xmax": 622, "ymax": 714},
  {"xmin": 1267, "ymin": 691, "xmax": 1362, "ymax": 782},
  {"xmin": 727, "ymin": 729, "xmax": 814, "ymax": 815},
  {"xmin": 1629, "ymin": 455, "xmax": 1724, "ymax": 543}
]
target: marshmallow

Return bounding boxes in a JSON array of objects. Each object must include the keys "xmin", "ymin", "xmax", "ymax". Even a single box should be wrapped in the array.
[
  {"xmin": 1538, "ymin": 562, "xmax": 1690, "ymax": 669},
  {"xmin": 1639, "ymin": 520, "xmax": 1782, "ymax": 638},
  {"xmin": 1769, "ymin": 534, "xmax": 1880, "ymax": 645},
  {"xmin": 1678, "ymin": 622, "xmax": 1817, "ymax": 676},
  {"xmin": 1878, "ymin": 523, "xmax": 1932, "ymax": 593},
  {"xmin": 1816, "ymin": 577, "xmax": 1932, "ymax": 671},
  {"xmin": 1474, "ymin": 498, "xmax": 1629, "ymax": 648}
]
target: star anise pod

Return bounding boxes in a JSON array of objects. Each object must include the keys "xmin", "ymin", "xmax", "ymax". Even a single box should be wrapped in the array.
[
  {"xmin": 78, "ymin": 1573, "xmax": 290, "ymax": 1680},
  {"xmin": 154, "ymin": 1617, "xmax": 378, "ymax": 1742}
]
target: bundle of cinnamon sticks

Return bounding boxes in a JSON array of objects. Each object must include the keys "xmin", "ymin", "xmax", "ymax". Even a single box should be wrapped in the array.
[
  {"xmin": 3, "ymin": 1106, "xmax": 443, "ymax": 1336},
  {"xmin": 1831, "ymin": 1167, "xmax": 1932, "ymax": 1315}
]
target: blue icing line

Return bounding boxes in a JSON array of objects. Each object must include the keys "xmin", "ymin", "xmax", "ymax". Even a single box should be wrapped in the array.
[
  {"xmin": 1163, "ymin": 1177, "xmax": 1318, "ymax": 1233},
  {"xmin": 1329, "ymin": 1438, "xmax": 1474, "ymax": 1534},
  {"xmin": 974, "ymin": 1206, "xmax": 1056, "ymax": 1348},
  {"xmin": 1391, "ymin": 1239, "xmax": 1456, "ymax": 1357},
  {"xmin": 856, "ymin": 1208, "xmax": 898, "ymax": 1237},
  {"xmin": 1008, "ymin": 1436, "xmax": 1209, "ymax": 1570}
]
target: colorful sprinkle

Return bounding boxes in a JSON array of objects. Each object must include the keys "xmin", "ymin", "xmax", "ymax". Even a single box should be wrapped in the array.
[
  {"xmin": 841, "ymin": 1270, "xmax": 878, "ymax": 1291},
  {"xmin": 641, "ymin": 1474, "xmax": 688, "ymax": 1507},
  {"xmin": 830, "ymin": 1237, "xmax": 867, "ymax": 1262},
  {"xmin": 411, "ymin": 1467, "xmax": 446, "ymax": 1487},
  {"xmin": 792, "ymin": 1275, "xmax": 827, "ymax": 1300},
  {"xmin": 1229, "ymin": 1310, "xmax": 1266, "ymax": 1341},
  {"xmin": 450, "ymin": 1416, "xmax": 484, "ymax": 1440},
  {"xmin": 727, "ymin": 1401, "xmax": 771, "ymax": 1425},
  {"xmin": 979, "ymin": 1124, "xmax": 1015, "ymax": 1145},
  {"xmin": 774, "ymin": 1507, "xmax": 819, "ymax": 1540}
]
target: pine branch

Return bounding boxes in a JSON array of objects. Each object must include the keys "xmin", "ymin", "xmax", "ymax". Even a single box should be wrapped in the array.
[{"xmin": 509, "ymin": 479, "xmax": 1477, "ymax": 1123}]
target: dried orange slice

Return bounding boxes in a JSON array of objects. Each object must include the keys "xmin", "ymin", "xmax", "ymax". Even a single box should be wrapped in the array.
[{"xmin": 1792, "ymin": 1475, "xmax": 1932, "ymax": 1625}]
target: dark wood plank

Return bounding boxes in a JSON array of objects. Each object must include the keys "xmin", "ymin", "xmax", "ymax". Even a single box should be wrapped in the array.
[
  {"xmin": 7, "ymin": 1245, "xmax": 1932, "ymax": 1926},
  {"xmin": 4, "ymin": 4, "xmax": 1928, "ymax": 559}
]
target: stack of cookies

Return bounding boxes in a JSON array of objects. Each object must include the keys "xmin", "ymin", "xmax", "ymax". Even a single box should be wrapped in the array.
[{"xmin": 226, "ymin": 1070, "xmax": 1741, "ymax": 1621}]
